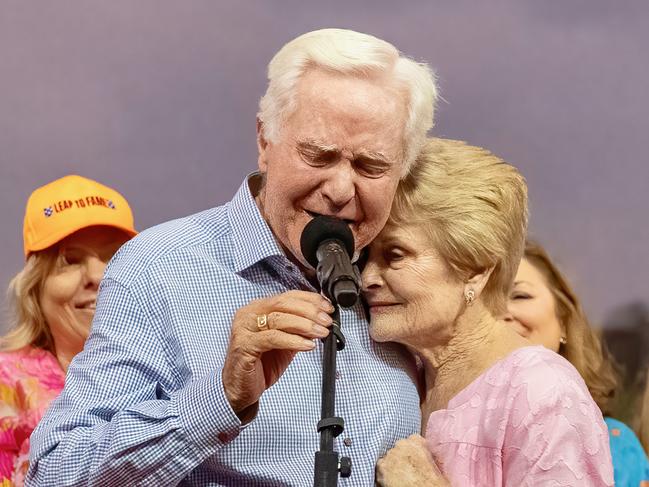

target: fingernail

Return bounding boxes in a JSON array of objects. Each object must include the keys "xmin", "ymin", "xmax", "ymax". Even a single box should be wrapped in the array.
[
  {"xmin": 317, "ymin": 312, "xmax": 333, "ymax": 325},
  {"xmin": 313, "ymin": 324, "xmax": 330, "ymax": 337},
  {"xmin": 320, "ymin": 300, "xmax": 335, "ymax": 312},
  {"xmin": 303, "ymin": 339, "xmax": 316, "ymax": 349}
]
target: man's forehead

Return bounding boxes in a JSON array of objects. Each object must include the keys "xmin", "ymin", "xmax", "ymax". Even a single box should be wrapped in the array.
[{"xmin": 295, "ymin": 68, "xmax": 407, "ymax": 111}]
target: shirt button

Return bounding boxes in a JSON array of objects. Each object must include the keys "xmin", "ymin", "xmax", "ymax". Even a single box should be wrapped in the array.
[
  {"xmin": 335, "ymin": 371, "xmax": 341, "ymax": 380},
  {"xmin": 343, "ymin": 437, "xmax": 352, "ymax": 447}
]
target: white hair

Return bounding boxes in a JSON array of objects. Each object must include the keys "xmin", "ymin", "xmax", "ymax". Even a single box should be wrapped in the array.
[{"xmin": 258, "ymin": 28, "xmax": 438, "ymax": 176}]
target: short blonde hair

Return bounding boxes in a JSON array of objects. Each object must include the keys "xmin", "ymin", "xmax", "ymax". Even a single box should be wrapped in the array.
[
  {"xmin": 523, "ymin": 240, "xmax": 618, "ymax": 414},
  {"xmin": 258, "ymin": 28, "xmax": 438, "ymax": 176},
  {"xmin": 1, "ymin": 248, "xmax": 58, "ymax": 353},
  {"xmin": 390, "ymin": 138, "xmax": 528, "ymax": 314}
]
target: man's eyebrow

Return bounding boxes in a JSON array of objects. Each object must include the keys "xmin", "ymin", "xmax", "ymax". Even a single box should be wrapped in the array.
[
  {"xmin": 355, "ymin": 149, "xmax": 390, "ymax": 164},
  {"xmin": 296, "ymin": 140, "xmax": 390, "ymax": 164},
  {"xmin": 296, "ymin": 140, "xmax": 339, "ymax": 154}
]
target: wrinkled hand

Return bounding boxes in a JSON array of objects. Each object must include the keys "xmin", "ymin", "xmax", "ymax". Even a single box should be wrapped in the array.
[
  {"xmin": 222, "ymin": 290, "xmax": 334, "ymax": 418},
  {"xmin": 376, "ymin": 434, "xmax": 450, "ymax": 487}
]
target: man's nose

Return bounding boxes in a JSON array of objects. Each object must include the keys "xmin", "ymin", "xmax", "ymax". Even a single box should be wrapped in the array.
[{"xmin": 321, "ymin": 162, "xmax": 356, "ymax": 210}]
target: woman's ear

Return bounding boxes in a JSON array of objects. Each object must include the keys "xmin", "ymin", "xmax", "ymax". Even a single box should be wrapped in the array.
[{"xmin": 464, "ymin": 266, "xmax": 495, "ymax": 303}]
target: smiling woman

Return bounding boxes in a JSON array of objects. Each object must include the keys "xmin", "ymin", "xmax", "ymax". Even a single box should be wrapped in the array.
[{"xmin": 0, "ymin": 175, "xmax": 136, "ymax": 486}]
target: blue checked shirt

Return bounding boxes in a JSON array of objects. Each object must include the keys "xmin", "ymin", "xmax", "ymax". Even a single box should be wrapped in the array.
[{"xmin": 28, "ymin": 175, "xmax": 421, "ymax": 486}]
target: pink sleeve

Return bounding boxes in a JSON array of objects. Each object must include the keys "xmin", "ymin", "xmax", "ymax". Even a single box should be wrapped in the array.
[
  {"xmin": 0, "ymin": 349, "xmax": 64, "ymax": 486},
  {"xmin": 1, "ymin": 361, "xmax": 20, "ymax": 486},
  {"xmin": 502, "ymin": 360, "xmax": 614, "ymax": 486}
]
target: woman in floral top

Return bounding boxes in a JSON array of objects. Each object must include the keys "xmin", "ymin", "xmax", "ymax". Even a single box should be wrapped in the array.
[{"xmin": 1, "ymin": 175, "xmax": 136, "ymax": 486}]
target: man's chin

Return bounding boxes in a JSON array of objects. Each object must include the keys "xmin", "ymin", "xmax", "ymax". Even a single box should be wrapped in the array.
[
  {"xmin": 353, "ymin": 222, "xmax": 382, "ymax": 250},
  {"xmin": 285, "ymin": 235, "xmax": 314, "ymax": 270}
]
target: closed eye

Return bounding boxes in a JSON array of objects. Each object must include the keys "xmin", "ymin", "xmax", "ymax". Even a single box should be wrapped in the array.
[
  {"xmin": 510, "ymin": 293, "xmax": 532, "ymax": 300},
  {"xmin": 384, "ymin": 248, "xmax": 406, "ymax": 263},
  {"xmin": 296, "ymin": 143, "xmax": 339, "ymax": 167},
  {"xmin": 354, "ymin": 157, "xmax": 391, "ymax": 178}
]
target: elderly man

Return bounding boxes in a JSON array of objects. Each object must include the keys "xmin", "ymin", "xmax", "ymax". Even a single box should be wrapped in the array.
[{"xmin": 29, "ymin": 29, "xmax": 438, "ymax": 485}]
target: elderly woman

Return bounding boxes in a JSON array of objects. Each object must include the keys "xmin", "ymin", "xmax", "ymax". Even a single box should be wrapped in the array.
[
  {"xmin": 0, "ymin": 175, "xmax": 136, "ymax": 486},
  {"xmin": 507, "ymin": 241, "xmax": 649, "ymax": 486},
  {"xmin": 364, "ymin": 139, "xmax": 613, "ymax": 486}
]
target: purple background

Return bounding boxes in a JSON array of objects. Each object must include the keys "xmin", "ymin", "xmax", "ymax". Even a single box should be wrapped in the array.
[{"xmin": 2, "ymin": 1, "xmax": 648, "ymax": 332}]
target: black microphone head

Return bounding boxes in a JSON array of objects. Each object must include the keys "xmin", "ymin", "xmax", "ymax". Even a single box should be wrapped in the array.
[{"xmin": 300, "ymin": 215, "xmax": 354, "ymax": 268}]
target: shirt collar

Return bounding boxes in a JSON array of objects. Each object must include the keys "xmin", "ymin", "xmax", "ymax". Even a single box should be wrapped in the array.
[{"xmin": 228, "ymin": 172, "xmax": 287, "ymax": 272}]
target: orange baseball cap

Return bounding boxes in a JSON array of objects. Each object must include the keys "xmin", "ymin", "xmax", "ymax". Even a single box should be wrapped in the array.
[{"xmin": 23, "ymin": 175, "xmax": 137, "ymax": 258}]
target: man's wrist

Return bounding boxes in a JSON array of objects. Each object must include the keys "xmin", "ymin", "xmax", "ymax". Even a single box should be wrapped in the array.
[{"xmin": 236, "ymin": 401, "xmax": 259, "ymax": 425}]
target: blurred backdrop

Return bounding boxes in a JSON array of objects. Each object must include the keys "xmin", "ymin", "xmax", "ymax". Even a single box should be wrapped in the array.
[{"xmin": 1, "ymin": 0, "xmax": 648, "ymax": 335}]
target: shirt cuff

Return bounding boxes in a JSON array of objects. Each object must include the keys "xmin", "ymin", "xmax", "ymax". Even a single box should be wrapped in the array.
[{"xmin": 173, "ymin": 368, "xmax": 244, "ymax": 451}]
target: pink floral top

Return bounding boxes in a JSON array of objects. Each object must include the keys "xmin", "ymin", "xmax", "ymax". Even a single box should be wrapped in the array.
[
  {"xmin": 0, "ymin": 347, "xmax": 65, "ymax": 487},
  {"xmin": 426, "ymin": 346, "xmax": 614, "ymax": 486}
]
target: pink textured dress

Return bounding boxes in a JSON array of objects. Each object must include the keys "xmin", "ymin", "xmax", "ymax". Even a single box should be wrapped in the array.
[
  {"xmin": 425, "ymin": 346, "xmax": 614, "ymax": 486},
  {"xmin": 0, "ymin": 347, "xmax": 65, "ymax": 487}
]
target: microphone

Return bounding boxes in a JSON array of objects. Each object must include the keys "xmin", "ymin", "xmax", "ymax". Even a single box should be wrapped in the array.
[{"xmin": 300, "ymin": 216, "xmax": 361, "ymax": 308}]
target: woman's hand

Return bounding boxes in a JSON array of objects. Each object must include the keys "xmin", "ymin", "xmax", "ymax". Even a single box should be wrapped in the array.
[{"xmin": 376, "ymin": 434, "xmax": 450, "ymax": 487}]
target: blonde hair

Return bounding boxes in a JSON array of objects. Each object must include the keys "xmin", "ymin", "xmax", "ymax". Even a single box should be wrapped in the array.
[
  {"xmin": 1, "ymin": 248, "xmax": 59, "ymax": 353},
  {"xmin": 523, "ymin": 240, "xmax": 618, "ymax": 414},
  {"xmin": 390, "ymin": 138, "xmax": 528, "ymax": 314},
  {"xmin": 258, "ymin": 28, "xmax": 438, "ymax": 176}
]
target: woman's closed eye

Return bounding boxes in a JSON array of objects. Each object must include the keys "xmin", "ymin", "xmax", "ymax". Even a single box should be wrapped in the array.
[
  {"xmin": 384, "ymin": 247, "xmax": 406, "ymax": 264},
  {"xmin": 509, "ymin": 291, "xmax": 532, "ymax": 300}
]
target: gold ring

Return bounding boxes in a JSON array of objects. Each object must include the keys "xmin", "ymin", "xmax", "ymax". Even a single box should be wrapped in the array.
[{"xmin": 257, "ymin": 314, "xmax": 268, "ymax": 331}]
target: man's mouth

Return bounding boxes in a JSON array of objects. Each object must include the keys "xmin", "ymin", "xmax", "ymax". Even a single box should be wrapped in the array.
[{"xmin": 305, "ymin": 210, "xmax": 355, "ymax": 227}]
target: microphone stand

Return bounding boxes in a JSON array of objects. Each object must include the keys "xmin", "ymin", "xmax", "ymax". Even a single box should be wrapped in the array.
[
  {"xmin": 313, "ymin": 302, "xmax": 352, "ymax": 487},
  {"xmin": 302, "ymin": 228, "xmax": 360, "ymax": 486}
]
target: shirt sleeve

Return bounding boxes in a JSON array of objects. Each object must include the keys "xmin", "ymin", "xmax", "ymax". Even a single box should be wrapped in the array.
[
  {"xmin": 501, "ymin": 359, "xmax": 615, "ymax": 487},
  {"xmin": 27, "ymin": 277, "xmax": 243, "ymax": 486}
]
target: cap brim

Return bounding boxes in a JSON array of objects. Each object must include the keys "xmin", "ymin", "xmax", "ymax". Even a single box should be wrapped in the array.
[{"xmin": 25, "ymin": 223, "xmax": 138, "ymax": 258}]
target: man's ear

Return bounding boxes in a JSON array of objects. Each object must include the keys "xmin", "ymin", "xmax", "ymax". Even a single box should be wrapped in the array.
[
  {"xmin": 256, "ymin": 118, "xmax": 269, "ymax": 173},
  {"xmin": 464, "ymin": 266, "xmax": 495, "ymax": 301}
]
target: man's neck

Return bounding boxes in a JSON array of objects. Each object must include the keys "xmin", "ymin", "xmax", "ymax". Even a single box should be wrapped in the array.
[{"xmin": 251, "ymin": 176, "xmax": 317, "ymax": 283}]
